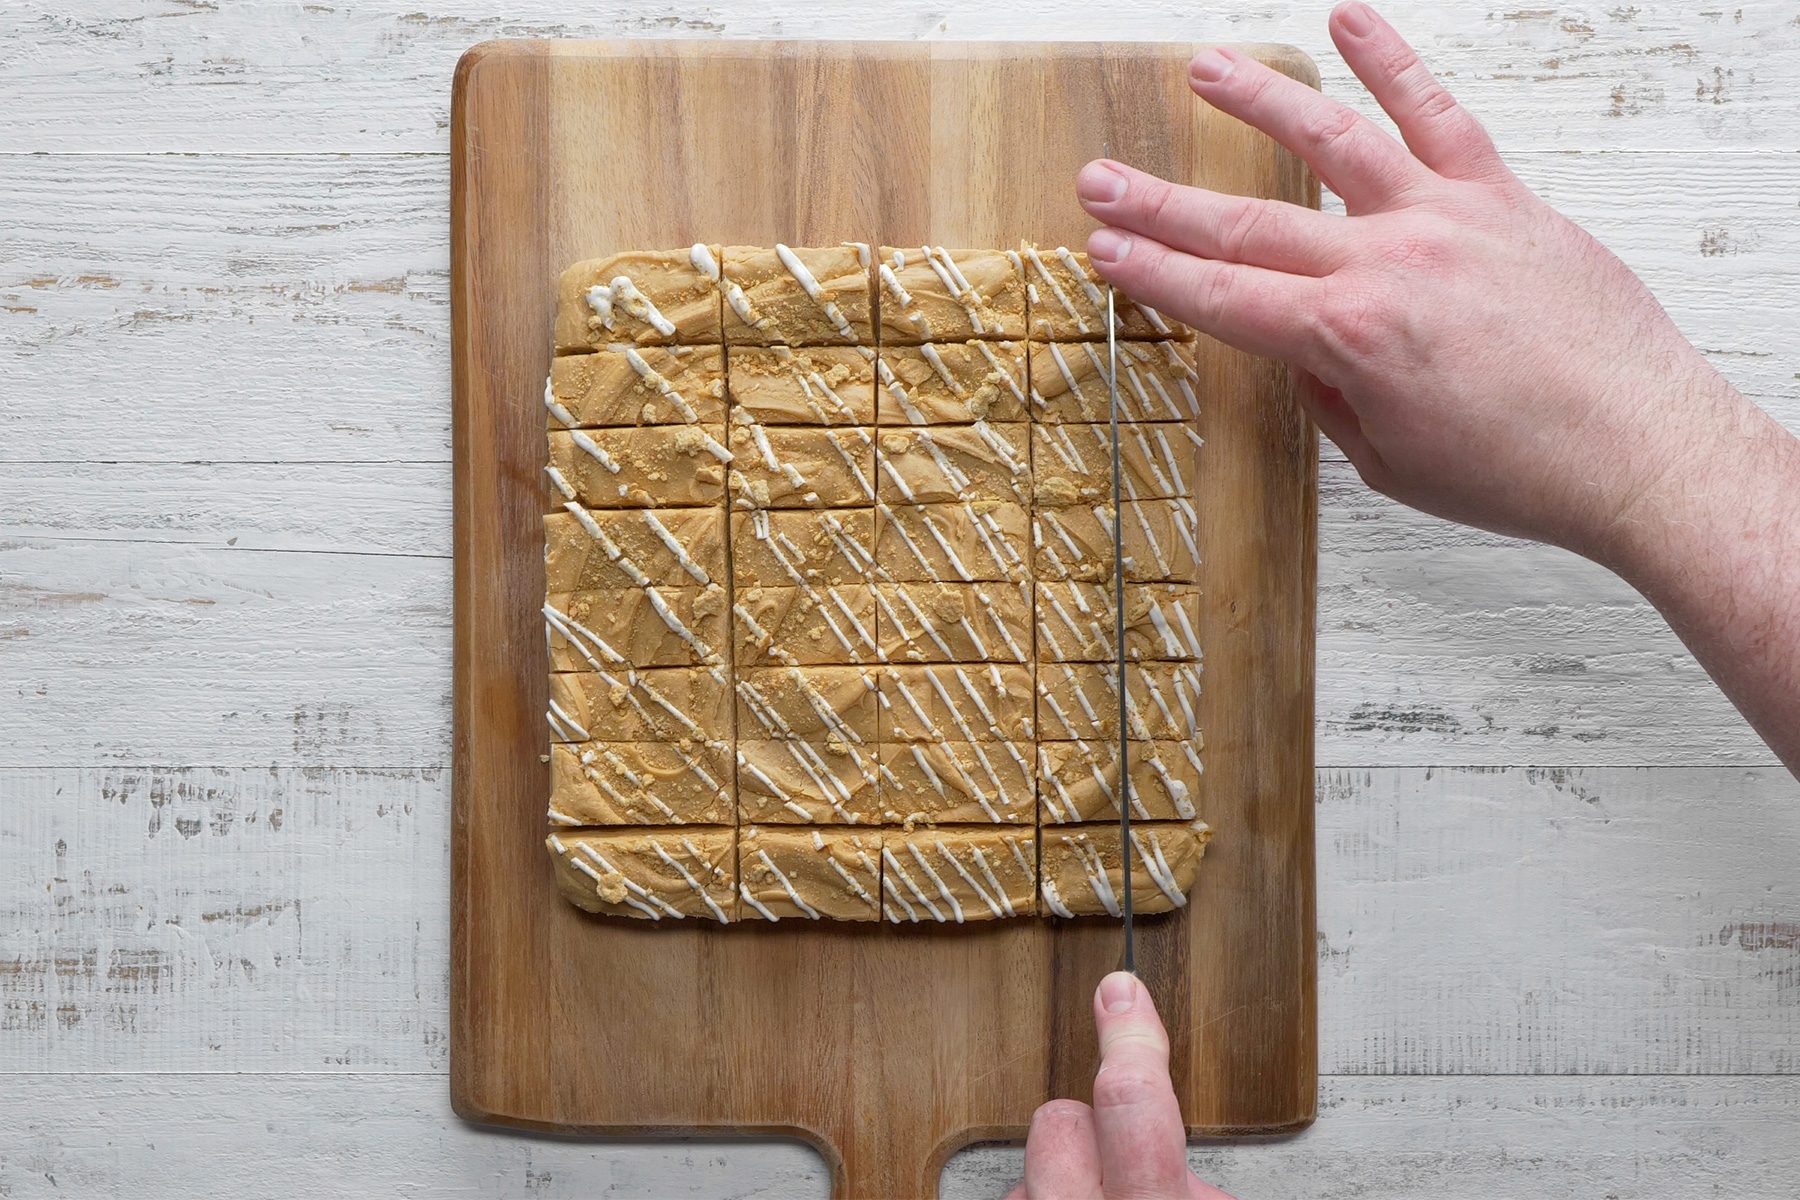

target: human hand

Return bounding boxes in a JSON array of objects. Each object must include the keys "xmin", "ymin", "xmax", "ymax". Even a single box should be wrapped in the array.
[
  {"xmin": 1073, "ymin": 1, "xmax": 1753, "ymax": 565},
  {"xmin": 1006, "ymin": 972, "xmax": 1236, "ymax": 1199}
]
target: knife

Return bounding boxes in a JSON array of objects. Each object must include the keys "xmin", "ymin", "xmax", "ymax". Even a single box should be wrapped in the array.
[{"xmin": 1104, "ymin": 277, "xmax": 1136, "ymax": 974}]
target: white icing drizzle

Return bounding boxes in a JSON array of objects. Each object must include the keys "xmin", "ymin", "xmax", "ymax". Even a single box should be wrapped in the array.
[
  {"xmin": 544, "ymin": 374, "xmax": 579, "ymax": 428},
  {"xmin": 1131, "ymin": 829, "xmax": 1187, "ymax": 906},
  {"xmin": 755, "ymin": 849, "xmax": 822, "ymax": 919},
  {"xmin": 739, "ymin": 883, "xmax": 781, "ymax": 921},
  {"xmin": 966, "ymin": 845, "xmax": 1016, "ymax": 918},
  {"xmin": 775, "ymin": 243, "xmax": 856, "ymax": 340},
  {"xmin": 973, "ymin": 340, "xmax": 1026, "ymax": 403},
  {"xmin": 544, "ymin": 465, "xmax": 577, "ymax": 501},
  {"xmin": 904, "ymin": 842, "xmax": 965, "ymax": 923},
  {"xmin": 621, "ymin": 347, "xmax": 701, "ymax": 423},
  {"xmin": 935, "ymin": 840, "xmax": 1004, "ymax": 919},
  {"xmin": 689, "ymin": 243, "xmax": 720, "ymax": 280},
  {"xmin": 543, "ymin": 603, "xmax": 625, "ymax": 668},
  {"xmin": 637, "ymin": 510, "xmax": 713, "ymax": 585},
  {"xmin": 1054, "ymin": 245, "xmax": 1106, "ymax": 308},
  {"xmin": 547, "ymin": 805, "xmax": 581, "ymax": 826},
  {"xmin": 545, "ymin": 698, "xmax": 589, "ymax": 741},
  {"xmin": 1023, "ymin": 245, "xmax": 1088, "ymax": 334},
  {"xmin": 882, "ymin": 847, "xmax": 944, "ymax": 923},
  {"xmin": 568, "ymin": 429, "xmax": 623, "ymax": 474},
  {"xmin": 653, "ymin": 839, "xmax": 730, "ymax": 922},
  {"xmin": 587, "ymin": 275, "xmax": 677, "ymax": 337}
]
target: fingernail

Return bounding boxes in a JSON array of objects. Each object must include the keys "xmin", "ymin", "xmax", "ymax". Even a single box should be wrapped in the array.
[
  {"xmin": 1190, "ymin": 49, "xmax": 1233, "ymax": 84},
  {"xmin": 1099, "ymin": 971, "xmax": 1138, "ymax": 1014},
  {"xmin": 1077, "ymin": 161, "xmax": 1126, "ymax": 204},
  {"xmin": 1088, "ymin": 228, "xmax": 1131, "ymax": 264},
  {"xmin": 1338, "ymin": 2, "xmax": 1377, "ymax": 37}
]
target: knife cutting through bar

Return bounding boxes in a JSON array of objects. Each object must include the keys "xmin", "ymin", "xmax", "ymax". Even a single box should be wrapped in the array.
[{"xmin": 1105, "ymin": 270, "xmax": 1136, "ymax": 974}]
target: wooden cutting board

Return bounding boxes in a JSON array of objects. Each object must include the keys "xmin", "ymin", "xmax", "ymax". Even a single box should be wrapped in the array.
[{"xmin": 451, "ymin": 40, "xmax": 1319, "ymax": 1199}]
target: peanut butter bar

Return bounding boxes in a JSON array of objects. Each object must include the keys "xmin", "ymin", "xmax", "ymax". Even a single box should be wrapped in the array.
[
  {"xmin": 880, "ymin": 740, "xmax": 1035, "ymax": 825},
  {"xmin": 1037, "ymin": 739, "xmax": 1203, "ymax": 824},
  {"xmin": 876, "ymin": 423, "xmax": 1031, "ymax": 506},
  {"xmin": 736, "ymin": 738, "xmax": 880, "ymax": 825},
  {"xmin": 547, "ymin": 828, "xmax": 735, "ymax": 922},
  {"xmin": 1031, "ymin": 421, "xmax": 1200, "ymax": 506},
  {"xmin": 546, "ymin": 425, "xmax": 731, "ymax": 510},
  {"xmin": 882, "ymin": 827, "xmax": 1038, "ymax": 923},
  {"xmin": 732, "ymin": 584, "xmax": 882, "ymax": 666},
  {"xmin": 546, "ymin": 346, "xmax": 726, "ymax": 428},
  {"xmin": 546, "ymin": 667, "xmax": 731, "ymax": 747},
  {"xmin": 876, "ymin": 342, "xmax": 1027, "ymax": 424},
  {"xmin": 877, "ymin": 581, "xmax": 1032, "ymax": 664},
  {"xmin": 875, "ymin": 501, "xmax": 1030, "ymax": 583},
  {"xmin": 1035, "ymin": 661, "xmax": 1204, "ymax": 743},
  {"xmin": 1034, "ymin": 582, "xmax": 1203, "ymax": 663},
  {"xmin": 722, "ymin": 243, "xmax": 875, "ymax": 346},
  {"xmin": 548, "ymin": 740, "xmax": 733, "ymax": 827},
  {"xmin": 555, "ymin": 246, "xmax": 723, "ymax": 352},
  {"xmin": 877, "ymin": 663, "xmax": 1035, "ymax": 743},
  {"xmin": 544, "ymin": 585, "xmax": 728, "ymax": 671},
  {"xmin": 731, "ymin": 508, "xmax": 876, "ymax": 587},
  {"xmin": 1028, "ymin": 340, "xmax": 1199, "ymax": 424},
  {"xmin": 544, "ymin": 507, "xmax": 726, "ymax": 592},
  {"xmin": 736, "ymin": 826, "xmax": 883, "ymax": 921},
  {"xmin": 1032, "ymin": 500, "xmax": 1200, "ymax": 583},
  {"xmin": 1019, "ymin": 243, "xmax": 1187, "ymax": 342},
  {"xmin": 735, "ymin": 665, "xmax": 880, "ymax": 745},
  {"xmin": 1039, "ymin": 821, "xmax": 1212, "ymax": 918},
  {"xmin": 728, "ymin": 419, "xmax": 876, "ymax": 508},
  {"xmin": 875, "ymin": 246, "xmax": 1027, "ymax": 343},
  {"xmin": 728, "ymin": 345, "xmax": 876, "ymax": 425}
]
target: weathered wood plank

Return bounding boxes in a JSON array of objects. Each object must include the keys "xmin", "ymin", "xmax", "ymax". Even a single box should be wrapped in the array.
[
  {"xmin": 0, "ymin": 542, "xmax": 448, "ymax": 766},
  {"xmin": 2, "ymin": 767, "xmax": 1791, "ymax": 1074},
  {"xmin": 0, "ymin": 1074, "xmax": 1795, "ymax": 1198},
  {"xmin": 2, "ymin": 1, "xmax": 1796, "ymax": 153},
  {"xmin": 945, "ymin": 1075, "xmax": 1800, "ymax": 1200},
  {"xmin": 5, "ymin": 150, "xmax": 1793, "ymax": 470}
]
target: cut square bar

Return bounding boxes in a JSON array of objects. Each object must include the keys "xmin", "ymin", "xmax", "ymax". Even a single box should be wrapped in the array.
[
  {"xmin": 722, "ymin": 243, "xmax": 876, "ymax": 346},
  {"xmin": 876, "ymin": 342, "xmax": 1028, "ymax": 424},
  {"xmin": 736, "ymin": 826, "xmax": 883, "ymax": 922},
  {"xmin": 728, "ymin": 421, "xmax": 877, "ymax": 509},
  {"xmin": 1035, "ymin": 661, "xmax": 1204, "ymax": 743},
  {"xmin": 728, "ymin": 346, "xmax": 876, "ymax": 425},
  {"xmin": 877, "ymin": 581, "xmax": 1032, "ymax": 664},
  {"xmin": 546, "ymin": 425, "xmax": 731, "ymax": 510},
  {"xmin": 732, "ymin": 584, "xmax": 882, "ymax": 666},
  {"xmin": 881, "ymin": 827, "xmax": 1038, "ymax": 924},
  {"xmin": 545, "ymin": 585, "xmax": 728, "ymax": 671},
  {"xmin": 1028, "ymin": 340, "xmax": 1199, "ymax": 425},
  {"xmin": 1037, "ymin": 739, "xmax": 1203, "ymax": 825},
  {"xmin": 736, "ymin": 739, "xmax": 880, "ymax": 825},
  {"xmin": 546, "ymin": 667, "xmax": 731, "ymax": 748},
  {"xmin": 1032, "ymin": 499, "xmax": 1200, "ymax": 583},
  {"xmin": 875, "ymin": 246, "xmax": 1027, "ymax": 343},
  {"xmin": 876, "ymin": 424, "xmax": 1031, "ymax": 506},
  {"xmin": 1039, "ymin": 821, "xmax": 1212, "ymax": 918},
  {"xmin": 548, "ymin": 741, "xmax": 734, "ymax": 827},
  {"xmin": 878, "ymin": 663, "xmax": 1036, "ymax": 743},
  {"xmin": 554, "ymin": 246, "xmax": 724, "ymax": 352},
  {"xmin": 735, "ymin": 665, "xmax": 881, "ymax": 745},
  {"xmin": 879, "ymin": 740, "xmax": 1035, "ymax": 826},
  {"xmin": 544, "ymin": 507, "xmax": 727, "ymax": 592},
  {"xmin": 1019, "ymin": 243, "xmax": 1187, "ymax": 342},
  {"xmin": 1031, "ymin": 421, "xmax": 1201, "ymax": 506},
  {"xmin": 731, "ymin": 508, "xmax": 877, "ymax": 587},
  {"xmin": 875, "ymin": 500, "xmax": 1030, "ymax": 583},
  {"xmin": 547, "ymin": 346, "xmax": 726, "ymax": 428},
  {"xmin": 546, "ymin": 828, "xmax": 736, "ymax": 922},
  {"xmin": 1034, "ymin": 582, "xmax": 1203, "ymax": 663}
]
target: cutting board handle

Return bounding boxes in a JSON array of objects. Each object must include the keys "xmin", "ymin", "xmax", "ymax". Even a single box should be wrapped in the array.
[{"xmin": 820, "ymin": 1123, "xmax": 1004, "ymax": 1200}]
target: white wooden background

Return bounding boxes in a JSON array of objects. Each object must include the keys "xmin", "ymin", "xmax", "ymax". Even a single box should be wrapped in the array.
[{"xmin": 3, "ymin": 2, "xmax": 1798, "ymax": 1196}]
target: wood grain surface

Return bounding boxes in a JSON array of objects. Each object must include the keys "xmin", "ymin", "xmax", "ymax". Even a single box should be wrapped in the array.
[{"xmin": 451, "ymin": 40, "xmax": 1318, "ymax": 1197}]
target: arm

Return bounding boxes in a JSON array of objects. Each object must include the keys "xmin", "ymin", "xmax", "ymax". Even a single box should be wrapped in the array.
[{"xmin": 1074, "ymin": 1, "xmax": 1800, "ymax": 774}]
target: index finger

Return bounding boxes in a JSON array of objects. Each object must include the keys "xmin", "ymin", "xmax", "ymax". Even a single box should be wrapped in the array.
[
  {"xmin": 1188, "ymin": 45, "xmax": 1426, "ymax": 213},
  {"xmin": 1089, "ymin": 972, "xmax": 1189, "ymax": 1199}
]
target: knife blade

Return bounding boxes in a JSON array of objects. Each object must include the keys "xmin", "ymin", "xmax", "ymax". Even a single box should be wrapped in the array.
[{"xmin": 1105, "ymin": 279, "xmax": 1136, "ymax": 974}]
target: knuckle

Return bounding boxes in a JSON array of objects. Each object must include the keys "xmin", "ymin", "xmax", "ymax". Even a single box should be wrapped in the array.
[
  {"xmin": 1136, "ymin": 179, "xmax": 1183, "ymax": 230},
  {"xmin": 1091, "ymin": 1066, "xmax": 1170, "ymax": 1113},
  {"xmin": 1315, "ymin": 283, "xmax": 1391, "ymax": 360},
  {"xmin": 1302, "ymin": 103, "xmax": 1363, "ymax": 151},
  {"xmin": 1218, "ymin": 199, "xmax": 1272, "ymax": 260},
  {"xmin": 1030, "ymin": 1098, "xmax": 1091, "ymax": 1131},
  {"xmin": 1411, "ymin": 83, "xmax": 1462, "ymax": 125}
]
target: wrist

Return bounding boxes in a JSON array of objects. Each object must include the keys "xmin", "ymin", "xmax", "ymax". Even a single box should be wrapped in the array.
[{"xmin": 1587, "ymin": 374, "xmax": 1799, "ymax": 596}]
